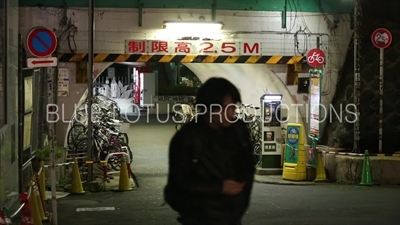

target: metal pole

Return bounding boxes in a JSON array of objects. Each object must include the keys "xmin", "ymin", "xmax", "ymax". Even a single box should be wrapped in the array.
[
  {"xmin": 17, "ymin": 34, "xmax": 24, "ymax": 194},
  {"xmin": 50, "ymin": 66, "xmax": 58, "ymax": 225},
  {"xmin": 353, "ymin": 0, "xmax": 361, "ymax": 153},
  {"xmin": 378, "ymin": 48, "xmax": 384, "ymax": 153},
  {"xmin": 87, "ymin": 0, "xmax": 95, "ymax": 182}
]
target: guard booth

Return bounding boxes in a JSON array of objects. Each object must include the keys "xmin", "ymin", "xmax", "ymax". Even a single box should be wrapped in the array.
[{"xmin": 259, "ymin": 94, "xmax": 286, "ymax": 169}]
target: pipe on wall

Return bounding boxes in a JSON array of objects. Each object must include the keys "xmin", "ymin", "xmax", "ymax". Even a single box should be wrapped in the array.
[
  {"xmin": 281, "ymin": 0, "xmax": 287, "ymax": 28},
  {"xmin": 211, "ymin": 0, "xmax": 216, "ymax": 21},
  {"xmin": 230, "ymin": 30, "xmax": 329, "ymax": 37},
  {"xmin": 138, "ymin": 0, "xmax": 143, "ymax": 27}
]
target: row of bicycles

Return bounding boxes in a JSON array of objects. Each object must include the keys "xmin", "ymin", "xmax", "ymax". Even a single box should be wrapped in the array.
[
  {"xmin": 173, "ymin": 97, "xmax": 196, "ymax": 131},
  {"xmin": 236, "ymin": 104, "xmax": 262, "ymax": 165},
  {"xmin": 66, "ymin": 95, "xmax": 135, "ymax": 177},
  {"xmin": 173, "ymin": 101, "xmax": 263, "ymax": 165}
]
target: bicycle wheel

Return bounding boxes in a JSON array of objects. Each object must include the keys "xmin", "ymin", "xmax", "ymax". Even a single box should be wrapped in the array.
[
  {"xmin": 118, "ymin": 133, "xmax": 129, "ymax": 145},
  {"xmin": 108, "ymin": 141, "xmax": 133, "ymax": 171},
  {"xmin": 175, "ymin": 123, "xmax": 182, "ymax": 131},
  {"xmin": 115, "ymin": 107, "xmax": 121, "ymax": 119},
  {"xmin": 67, "ymin": 137, "xmax": 88, "ymax": 157},
  {"xmin": 253, "ymin": 143, "xmax": 262, "ymax": 165},
  {"xmin": 116, "ymin": 141, "xmax": 133, "ymax": 164},
  {"xmin": 67, "ymin": 124, "xmax": 87, "ymax": 148},
  {"xmin": 102, "ymin": 144, "xmax": 121, "ymax": 171},
  {"xmin": 253, "ymin": 143, "xmax": 262, "ymax": 155},
  {"xmin": 129, "ymin": 167, "xmax": 139, "ymax": 188}
]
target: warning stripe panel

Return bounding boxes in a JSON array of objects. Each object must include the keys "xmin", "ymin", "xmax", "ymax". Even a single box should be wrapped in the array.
[
  {"xmin": 375, "ymin": 153, "xmax": 400, "ymax": 157},
  {"xmin": 58, "ymin": 53, "xmax": 305, "ymax": 64}
]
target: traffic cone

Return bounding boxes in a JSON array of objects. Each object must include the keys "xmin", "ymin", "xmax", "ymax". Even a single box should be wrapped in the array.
[
  {"xmin": 359, "ymin": 150, "xmax": 374, "ymax": 186},
  {"xmin": 23, "ymin": 190, "xmax": 42, "ymax": 225},
  {"xmin": 19, "ymin": 192, "xmax": 31, "ymax": 225},
  {"xmin": 38, "ymin": 161, "xmax": 47, "ymax": 201},
  {"xmin": 33, "ymin": 182, "xmax": 48, "ymax": 222},
  {"xmin": 314, "ymin": 151, "xmax": 327, "ymax": 181},
  {"xmin": 70, "ymin": 157, "xmax": 85, "ymax": 194},
  {"xmin": 34, "ymin": 175, "xmax": 49, "ymax": 220},
  {"xmin": 0, "ymin": 207, "xmax": 11, "ymax": 225},
  {"xmin": 0, "ymin": 210, "xmax": 5, "ymax": 225},
  {"xmin": 117, "ymin": 156, "xmax": 132, "ymax": 191}
]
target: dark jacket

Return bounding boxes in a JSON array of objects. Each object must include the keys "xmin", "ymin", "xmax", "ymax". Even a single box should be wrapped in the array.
[{"xmin": 164, "ymin": 116, "xmax": 255, "ymax": 224}]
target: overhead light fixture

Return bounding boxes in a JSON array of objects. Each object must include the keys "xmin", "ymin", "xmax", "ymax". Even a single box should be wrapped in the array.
[
  {"xmin": 163, "ymin": 21, "xmax": 224, "ymax": 32},
  {"xmin": 263, "ymin": 95, "xmax": 283, "ymax": 101}
]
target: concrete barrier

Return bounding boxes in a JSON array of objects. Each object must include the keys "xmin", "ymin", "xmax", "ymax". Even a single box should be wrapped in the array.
[{"xmin": 324, "ymin": 154, "xmax": 400, "ymax": 185}]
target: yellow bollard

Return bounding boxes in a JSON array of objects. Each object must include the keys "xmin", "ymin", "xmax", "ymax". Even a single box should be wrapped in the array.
[
  {"xmin": 117, "ymin": 156, "xmax": 132, "ymax": 191},
  {"xmin": 70, "ymin": 157, "xmax": 85, "ymax": 194},
  {"xmin": 38, "ymin": 161, "xmax": 47, "ymax": 201},
  {"xmin": 28, "ymin": 180, "xmax": 43, "ymax": 225},
  {"xmin": 314, "ymin": 151, "xmax": 327, "ymax": 181}
]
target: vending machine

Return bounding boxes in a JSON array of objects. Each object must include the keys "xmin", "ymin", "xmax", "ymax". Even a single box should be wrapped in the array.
[
  {"xmin": 132, "ymin": 66, "xmax": 152, "ymax": 105},
  {"xmin": 133, "ymin": 67, "xmax": 156, "ymax": 108},
  {"xmin": 260, "ymin": 94, "xmax": 286, "ymax": 169},
  {"xmin": 139, "ymin": 72, "xmax": 156, "ymax": 107}
]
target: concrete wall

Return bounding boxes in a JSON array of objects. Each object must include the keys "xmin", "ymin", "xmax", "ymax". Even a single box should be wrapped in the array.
[
  {"xmin": 19, "ymin": 0, "xmax": 354, "ymax": 13},
  {"xmin": 19, "ymin": 8, "xmax": 351, "ymax": 57},
  {"xmin": 324, "ymin": 155, "xmax": 400, "ymax": 185},
  {"xmin": 19, "ymin": 7, "xmax": 353, "ymax": 145},
  {"xmin": 0, "ymin": 0, "xmax": 20, "ymax": 209}
]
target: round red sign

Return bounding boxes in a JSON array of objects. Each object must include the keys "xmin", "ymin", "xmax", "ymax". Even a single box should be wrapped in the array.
[
  {"xmin": 371, "ymin": 28, "xmax": 392, "ymax": 49},
  {"xmin": 306, "ymin": 49, "xmax": 325, "ymax": 68}
]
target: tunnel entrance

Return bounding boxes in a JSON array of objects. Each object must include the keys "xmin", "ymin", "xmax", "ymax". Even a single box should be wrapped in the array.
[{"xmin": 60, "ymin": 43, "xmax": 315, "ymax": 181}]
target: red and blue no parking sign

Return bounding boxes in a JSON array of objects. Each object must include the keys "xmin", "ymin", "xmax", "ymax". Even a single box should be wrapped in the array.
[{"xmin": 26, "ymin": 27, "xmax": 57, "ymax": 58}]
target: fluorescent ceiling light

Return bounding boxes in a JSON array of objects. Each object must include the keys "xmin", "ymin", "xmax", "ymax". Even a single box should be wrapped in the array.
[
  {"xmin": 115, "ymin": 62, "xmax": 146, "ymax": 66},
  {"xmin": 163, "ymin": 21, "xmax": 224, "ymax": 32},
  {"xmin": 263, "ymin": 95, "xmax": 282, "ymax": 101}
]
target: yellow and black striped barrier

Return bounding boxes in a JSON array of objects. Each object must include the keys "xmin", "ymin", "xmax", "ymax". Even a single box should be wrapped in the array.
[
  {"xmin": 58, "ymin": 53, "xmax": 305, "ymax": 64},
  {"xmin": 374, "ymin": 153, "xmax": 400, "ymax": 157},
  {"xmin": 84, "ymin": 160, "xmax": 108, "ymax": 164}
]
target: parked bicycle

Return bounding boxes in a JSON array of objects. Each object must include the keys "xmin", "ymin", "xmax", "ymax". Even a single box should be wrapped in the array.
[
  {"xmin": 69, "ymin": 95, "xmax": 121, "ymax": 127},
  {"xmin": 66, "ymin": 95, "xmax": 138, "ymax": 186},
  {"xmin": 236, "ymin": 104, "xmax": 262, "ymax": 165},
  {"xmin": 173, "ymin": 97, "xmax": 197, "ymax": 131}
]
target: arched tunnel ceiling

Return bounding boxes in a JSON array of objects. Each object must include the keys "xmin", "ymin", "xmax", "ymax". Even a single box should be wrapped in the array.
[
  {"xmin": 71, "ymin": 63, "xmax": 307, "ymax": 145},
  {"xmin": 184, "ymin": 64, "xmax": 306, "ymax": 135}
]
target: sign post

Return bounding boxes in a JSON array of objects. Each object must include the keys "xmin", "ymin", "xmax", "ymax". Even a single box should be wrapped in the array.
[
  {"xmin": 371, "ymin": 28, "xmax": 392, "ymax": 153},
  {"xmin": 87, "ymin": 0, "xmax": 95, "ymax": 182},
  {"xmin": 306, "ymin": 48, "xmax": 325, "ymax": 166},
  {"xmin": 27, "ymin": 58, "xmax": 57, "ymax": 67},
  {"xmin": 353, "ymin": 0, "xmax": 361, "ymax": 153}
]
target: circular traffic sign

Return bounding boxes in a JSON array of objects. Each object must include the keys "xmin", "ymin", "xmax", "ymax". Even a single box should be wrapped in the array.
[
  {"xmin": 306, "ymin": 48, "xmax": 325, "ymax": 68},
  {"xmin": 26, "ymin": 27, "xmax": 57, "ymax": 58},
  {"xmin": 371, "ymin": 28, "xmax": 392, "ymax": 49}
]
